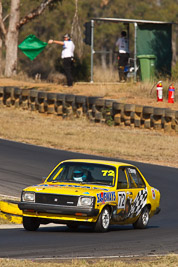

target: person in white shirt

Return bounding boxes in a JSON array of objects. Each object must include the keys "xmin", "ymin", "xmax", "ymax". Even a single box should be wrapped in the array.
[
  {"xmin": 48, "ymin": 34, "xmax": 75, "ymax": 86},
  {"xmin": 116, "ymin": 31, "xmax": 130, "ymax": 81}
]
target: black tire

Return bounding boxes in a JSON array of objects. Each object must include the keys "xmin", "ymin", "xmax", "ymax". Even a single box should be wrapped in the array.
[
  {"xmin": 14, "ymin": 87, "xmax": 21, "ymax": 97},
  {"xmin": 67, "ymin": 222, "xmax": 80, "ymax": 231},
  {"xmin": 133, "ymin": 206, "xmax": 149, "ymax": 229},
  {"xmin": 175, "ymin": 111, "xmax": 178, "ymax": 119},
  {"xmin": 23, "ymin": 216, "xmax": 40, "ymax": 231},
  {"xmin": 94, "ymin": 207, "xmax": 110, "ymax": 233},
  {"xmin": 87, "ymin": 96, "xmax": 99, "ymax": 106},
  {"xmin": 113, "ymin": 102, "xmax": 124, "ymax": 112},
  {"xmin": 21, "ymin": 89, "xmax": 30, "ymax": 97},
  {"xmin": 38, "ymin": 91, "xmax": 46, "ymax": 100},
  {"xmin": 4, "ymin": 86, "xmax": 14, "ymax": 94},
  {"xmin": 65, "ymin": 94, "xmax": 75, "ymax": 103},
  {"xmin": 75, "ymin": 95, "xmax": 86, "ymax": 105},
  {"xmin": 105, "ymin": 99, "xmax": 114, "ymax": 109},
  {"xmin": 143, "ymin": 106, "xmax": 154, "ymax": 115},
  {"xmin": 47, "ymin": 93, "xmax": 57, "ymax": 101},
  {"xmin": 95, "ymin": 98, "xmax": 105, "ymax": 107},
  {"xmin": 30, "ymin": 90, "xmax": 38, "ymax": 98},
  {"xmin": 56, "ymin": 93, "xmax": 65, "ymax": 102},
  {"xmin": 165, "ymin": 109, "xmax": 175, "ymax": 119},
  {"xmin": 153, "ymin": 108, "xmax": 165, "ymax": 116},
  {"xmin": 124, "ymin": 104, "xmax": 135, "ymax": 113},
  {"xmin": 135, "ymin": 105, "xmax": 143, "ymax": 114}
]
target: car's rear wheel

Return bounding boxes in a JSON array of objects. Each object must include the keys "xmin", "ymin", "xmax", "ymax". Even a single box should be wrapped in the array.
[
  {"xmin": 67, "ymin": 222, "xmax": 80, "ymax": 231},
  {"xmin": 133, "ymin": 206, "xmax": 149, "ymax": 229},
  {"xmin": 94, "ymin": 207, "xmax": 110, "ymax": 233},
  {"xmin": 23, "ymin": 216, "xmax": 40, "ymax": 231}
]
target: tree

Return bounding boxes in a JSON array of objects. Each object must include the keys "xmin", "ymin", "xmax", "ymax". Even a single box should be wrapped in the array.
[{"xmin": 0, "ymin": 0, "xmax": 62, "ymax": 77}]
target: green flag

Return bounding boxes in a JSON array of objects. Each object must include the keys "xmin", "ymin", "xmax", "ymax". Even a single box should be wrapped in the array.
[{"xmin": 18, "ymin": 34, "xmax": 48, "ymax": 60}]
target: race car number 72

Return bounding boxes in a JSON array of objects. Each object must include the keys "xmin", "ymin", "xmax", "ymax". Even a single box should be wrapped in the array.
[{"xmin": 118, "ymin": 192, "xmax": 126, "ymax": 209}]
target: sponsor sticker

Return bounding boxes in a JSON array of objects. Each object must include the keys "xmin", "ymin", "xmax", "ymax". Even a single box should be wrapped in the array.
[
  {"xmin": 151, "ymin": 188, "xmax": 156, "ymax": 199},
  {"xmin": 97, "ymin": 191, "xmax": 116, "ymax": 203}
]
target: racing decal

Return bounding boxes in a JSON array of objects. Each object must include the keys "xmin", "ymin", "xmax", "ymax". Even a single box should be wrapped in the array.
[
  {"xmin": 93, "ymin": 187, "xmax": 109, "ymax": 191},
  {"xmin": 151, "ymin": 188, "xmax": 156, "ymax": 199},
  {"xmin": 97, "ymin": 191, "xmax": 116, "ymax": 203},
  {"xmin": 116, "ymin": 188, "xmax": 148, "ymax": 221},
  {"xmin": 117, "ymin": 192, "xmax": 126, "ymax": 209},
  {"xmin": 129, "ymin": 188, "xmax": 148, "ymax": 216},
  {"xmin": 102, "ymin": 170, "xmax": 115, "ymax": 177}
]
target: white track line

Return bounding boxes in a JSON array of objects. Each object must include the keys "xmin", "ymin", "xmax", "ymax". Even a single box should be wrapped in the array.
[{"xmin": 19, "ymin": 254, "xmax": 171, "ymax": 261}]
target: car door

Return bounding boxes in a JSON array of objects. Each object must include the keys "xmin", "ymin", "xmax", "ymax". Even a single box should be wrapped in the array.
[
  {"xmin": 116, "ymin": 166, "xmax": 147, "ymax": 222},
  {"xmin": 125, "ymin": 166, "xmax": 147, "ymax": 219}
]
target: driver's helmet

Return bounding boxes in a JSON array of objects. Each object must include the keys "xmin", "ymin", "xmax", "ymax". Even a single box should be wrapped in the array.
[{"xmin": 73, "ymin": 170, "xmax": 87, "ymax": 182}]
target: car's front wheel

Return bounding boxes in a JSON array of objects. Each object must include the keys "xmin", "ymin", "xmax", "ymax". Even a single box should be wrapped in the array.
[
  {"xmin": 23, "ymin": 216, "xmax": 40, "ymax": 231},
  {"xmin": 94, "ymin": 206, "xmax": 110, "ymax": 233},
  {"xmin": 133, "ymin": 206, "xmax": 149, "ymax": 229}
]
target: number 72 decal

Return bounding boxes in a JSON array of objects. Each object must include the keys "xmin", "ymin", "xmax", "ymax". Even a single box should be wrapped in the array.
[{"xmin": 118, "ymin": 192, "xmax": 126, "ymax": 209}]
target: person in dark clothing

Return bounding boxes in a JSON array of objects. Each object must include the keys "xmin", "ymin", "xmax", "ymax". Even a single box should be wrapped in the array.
[{"xmin": 116, "ymin": 31, "xmax": 130, "ymax": 82}]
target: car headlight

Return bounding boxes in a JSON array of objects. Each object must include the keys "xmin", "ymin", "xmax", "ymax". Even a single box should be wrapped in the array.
[
  {"xmin": 77, "ymin": 196, "xmax": 94, "ymax": 207},
  {"xmin": 22, "ymin": 191, "xmax": 35, "ymax": 202}
]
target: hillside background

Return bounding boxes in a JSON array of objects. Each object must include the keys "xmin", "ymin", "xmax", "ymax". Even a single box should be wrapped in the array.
[{"xmin": 1, "ymin": 0, "xmax": 178, "ymax": 81}]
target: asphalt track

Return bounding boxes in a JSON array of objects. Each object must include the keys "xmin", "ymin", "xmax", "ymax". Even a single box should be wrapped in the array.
[{"xmin": 0, "ymin": 139, "xmax": 178, "ymax": 259}]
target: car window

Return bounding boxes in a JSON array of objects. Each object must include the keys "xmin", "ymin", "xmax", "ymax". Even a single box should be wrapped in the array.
[
  {"xmin": 47, "ymin": 162, "xmax": 116, "ymax": 186},
  {"xmin": 126, "ymin": 167, "xmax": 145, "ymax": 188},
  {"xmin": 117, "ymin": 167, "xmax": 128, "ymax": 189}
]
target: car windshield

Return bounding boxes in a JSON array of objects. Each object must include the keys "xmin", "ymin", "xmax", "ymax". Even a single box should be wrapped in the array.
[{"xmin": 47, "ymin": 162, "xmax": 116, "ymax": 186}]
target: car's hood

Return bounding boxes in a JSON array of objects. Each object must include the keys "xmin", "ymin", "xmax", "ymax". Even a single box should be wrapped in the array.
[{"xmin": 24, "ymin": 182, "xmax": 115, "ymax": 197}]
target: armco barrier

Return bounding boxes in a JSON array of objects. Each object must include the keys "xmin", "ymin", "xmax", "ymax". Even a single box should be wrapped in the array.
[{"xmin": 1, "ymin": 86, "xmax": 178, "ymax": 133}]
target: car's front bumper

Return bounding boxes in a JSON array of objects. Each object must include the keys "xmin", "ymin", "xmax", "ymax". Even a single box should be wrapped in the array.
[{"xmin": 18, "ymin": 202, "xmax": 99, "ymax": 217}]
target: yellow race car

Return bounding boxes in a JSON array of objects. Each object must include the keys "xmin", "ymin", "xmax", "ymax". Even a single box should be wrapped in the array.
[{"xmin": 18, "ymin": 159, "xmax": 161, "ymax": 232}]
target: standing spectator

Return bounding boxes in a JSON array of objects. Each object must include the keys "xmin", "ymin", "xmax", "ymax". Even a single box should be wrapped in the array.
[
  {"xmin": 48, "ymin": 34, "xmax": 75, "ymax": 87},
  {"xmin": 116, "ymin": 31, "xmax": 129, "ymax": 82}
]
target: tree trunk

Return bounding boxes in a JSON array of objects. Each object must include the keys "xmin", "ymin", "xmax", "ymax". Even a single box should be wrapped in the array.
[
  {"xmin": 4, "ymin": 0, "xmax": 60, "ymax": 77},
  {"xmin": 4, "ymin": 0, "xmax": 20, "ymax": 77},
  {"xmin": 0, "ymin": 0, "xmax": 6, "ymax": 76}
]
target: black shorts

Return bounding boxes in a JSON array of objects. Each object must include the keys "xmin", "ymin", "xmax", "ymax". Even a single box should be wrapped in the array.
[{"xmin": 118, "ymin": 53, "xmax": 129, "ymax": 67}]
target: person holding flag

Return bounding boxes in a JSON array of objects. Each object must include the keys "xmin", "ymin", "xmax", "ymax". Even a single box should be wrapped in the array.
[{"xmin": 48, "ymin": 34, "xmax": 75, "ymax": 87}]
